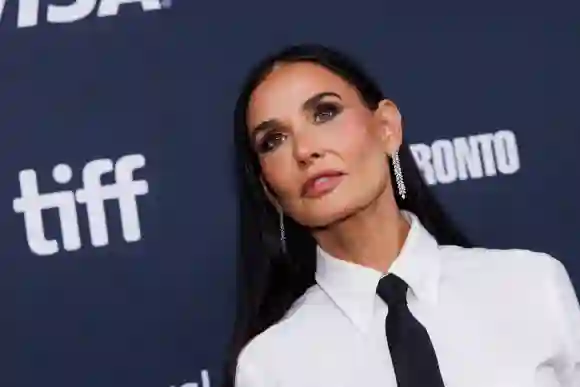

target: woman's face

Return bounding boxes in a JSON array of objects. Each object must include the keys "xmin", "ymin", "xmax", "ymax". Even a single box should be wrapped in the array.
[{"xmin": 246, "ymin": 62, "xmax": 402, "ymax": 227}]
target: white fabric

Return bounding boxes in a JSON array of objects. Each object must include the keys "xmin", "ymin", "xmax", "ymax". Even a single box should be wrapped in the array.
[{"xmin": 235, "ymin": 212, "xmax": 580, "ymax": 387}]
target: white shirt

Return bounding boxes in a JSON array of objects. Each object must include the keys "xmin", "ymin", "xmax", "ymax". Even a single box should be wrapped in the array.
[{"xmin": 235, "ymin": 212, "xmax": 580, "ymax": 387}]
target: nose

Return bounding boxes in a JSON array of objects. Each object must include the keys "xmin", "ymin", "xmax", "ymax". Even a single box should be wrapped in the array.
[{"xmin": 292, "ymin": 129, "xmax": 323, "ymax": 166}]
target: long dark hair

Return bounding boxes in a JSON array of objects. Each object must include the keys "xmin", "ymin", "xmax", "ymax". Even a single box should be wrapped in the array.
[{"xmin": 222, "ymin": 44, "xmax": 471, "ymax": 386}]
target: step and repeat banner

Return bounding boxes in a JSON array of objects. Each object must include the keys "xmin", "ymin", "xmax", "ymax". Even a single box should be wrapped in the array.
[{"xmin": 0, "ymin": 1, "xmax": 578, "ymax": 386}]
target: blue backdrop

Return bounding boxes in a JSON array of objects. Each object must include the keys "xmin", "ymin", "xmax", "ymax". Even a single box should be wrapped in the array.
[{"xmin": 0, "ymin": 1, "xmax": 578, "ymax": 386}]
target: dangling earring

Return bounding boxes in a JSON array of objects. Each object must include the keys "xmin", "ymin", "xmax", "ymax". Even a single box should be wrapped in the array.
[
  {"xmin": 279, "ymin": 211, "xmax": 287, "ymax": 253},
  {"xmin": 392, "ymin": 150, "xmax": 406, "ymax": 199}
]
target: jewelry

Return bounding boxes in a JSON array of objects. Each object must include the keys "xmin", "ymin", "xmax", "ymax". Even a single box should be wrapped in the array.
[
  {"xmin": 392, "ymin": 150, "xmax": 406, "ymax": 199},
  {"xmin": 279, "ymin": 211, "xmax": 287, "ymax": 253}
]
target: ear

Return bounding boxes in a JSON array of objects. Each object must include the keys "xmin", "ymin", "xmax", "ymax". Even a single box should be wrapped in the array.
[
  {"xmin": 373, "ymin": 99, "xmax": 403, "ymax": 155},
  {"xmin": 259, "ymin": 176, "xmax": 282, "ymax": 211}
]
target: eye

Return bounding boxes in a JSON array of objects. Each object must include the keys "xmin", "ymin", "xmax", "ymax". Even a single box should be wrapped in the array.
[
  {"xmin": 256, "ymin": 131, "xmax": 287, "ymax": 154},
  {"xmin": 313, "ymin": 102, "xmax": 342, "ymax": 123}
]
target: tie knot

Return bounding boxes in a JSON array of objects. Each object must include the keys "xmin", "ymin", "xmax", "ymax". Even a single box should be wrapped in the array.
[{"xmin": 376, "ymin": 274, "xmax": 409, "ymax": 307}]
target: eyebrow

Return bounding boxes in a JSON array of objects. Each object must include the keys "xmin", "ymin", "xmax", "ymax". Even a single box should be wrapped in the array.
[
  {"xmin": 250, "ymin": 91, "xmax": 342, "ymax": 144},
  {"xmin": 302, "ymin": 91, "xmax": 341, "ymax": 111}
]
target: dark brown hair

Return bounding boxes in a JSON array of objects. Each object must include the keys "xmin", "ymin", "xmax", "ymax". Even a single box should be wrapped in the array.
[{"xmin": 222, "ymin": 43, "xmax": 471, "ymax": 387}]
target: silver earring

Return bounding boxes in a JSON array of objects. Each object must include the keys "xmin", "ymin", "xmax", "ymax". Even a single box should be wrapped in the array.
[
  {"xmin": 392, "ymin": 150, "xmax": 406, "ymax": 199},
  {"xmin": 279, "ymin": 211, "xmax": 287, "ymax": 253}
]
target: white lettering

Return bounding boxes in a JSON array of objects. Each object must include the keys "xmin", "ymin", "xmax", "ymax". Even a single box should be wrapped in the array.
[
  {"xmin": 493, "ymin": 130, "xmax": 520, "ymax": 174},
  {"xmin": 172, "ymin": 370, "xmax": 211, "ymax": 387},
  {"xmin": 47, "ymin": 0, "xmax": 96, "ymax": 24},
  {"xmin": 0, "ymin": 0, "xmax": 42, "ymax": 28},
  {"xmin": 0, "ymin": 0, "xmax": 6, "ymax": 24},
  {"xmin": 1, "ymin": 0, "xmax": 165, "ymax": 28},
  {"xmin": 431, "ymin": 139, "xmax": 457, "ymax": 184},
  {"xmin": 409, "ymin": 143, "xmax": 436, "ymax": 185},
  {"xmin": 474, "ymin": 133, "xmax": 497, "ymax": 176},
  {"xmin": 452, "ymin": 136, "xmax": 484, "ymax": 180},
  {"xmin": 410, "ymin": 130, "xmax": 522, "ymax": 185},
  {"xmin": 97, "ymin": 0, "xmax": 162, "ymax": 17},
  {"xmin": 13, "ymin": 154, "xmax": 149, "ymax": 256}
]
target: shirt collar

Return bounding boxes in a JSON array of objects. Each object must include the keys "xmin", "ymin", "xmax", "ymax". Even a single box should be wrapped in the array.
[{"xmin": 315, "ymin": 210, "xmax": 442, "ymax": 331}]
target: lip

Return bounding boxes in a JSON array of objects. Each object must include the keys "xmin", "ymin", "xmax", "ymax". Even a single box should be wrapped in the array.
[{"xmin": 301, "ymin": 170, "xmax": 345, "ymax": 198}]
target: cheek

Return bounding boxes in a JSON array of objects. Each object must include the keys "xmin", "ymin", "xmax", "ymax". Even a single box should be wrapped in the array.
[
  {"xmin": 333, "ymin": 116, "xmax": 390, "ymax": 199},
  {"xmin": 334, "ymin": 115, "xmax": 383, "ymax": 167},
  {"xmin": 259, "ymin": 152, "xmax": 297, "ymax": 198}
]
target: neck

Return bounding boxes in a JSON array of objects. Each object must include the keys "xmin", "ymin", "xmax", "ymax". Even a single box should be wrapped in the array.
[{"xmin": 312, "ymin": 192, "xmax": 410, "ymax": 273}]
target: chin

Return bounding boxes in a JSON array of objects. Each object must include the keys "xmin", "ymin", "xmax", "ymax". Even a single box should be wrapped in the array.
[{"xmin": 297, "ymin": 202, "xmax": 360, "ymax": 228}]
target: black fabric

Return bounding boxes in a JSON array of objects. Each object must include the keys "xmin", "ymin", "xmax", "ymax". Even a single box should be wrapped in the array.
[{"xmin": 377, "ymin": 274, "xmax": 445, "ymax": 386}]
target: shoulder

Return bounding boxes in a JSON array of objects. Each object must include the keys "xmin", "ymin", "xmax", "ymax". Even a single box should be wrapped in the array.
[
  {"xmin": 437, "ymin": 244, "xmax": 579, "ymax": 310},
  {"xmin": 436, "ymin": 244, "xmax": 573, "ymax": 298},
  {"xmin": 438, "ymin": 244, "xmax": 564, "ymax": 277},
  {"xmin": 235, "ymin": 285, "xmax": 330, "ymax": 383},
  {"xmin": 437, "ymin": 245, "xmax": 580, "ymax": 328}
]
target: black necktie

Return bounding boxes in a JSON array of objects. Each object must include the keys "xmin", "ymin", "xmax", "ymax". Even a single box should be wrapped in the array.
[{"xmin": 376, "ymin": 274, "xmax": 445, "ymax": 387}]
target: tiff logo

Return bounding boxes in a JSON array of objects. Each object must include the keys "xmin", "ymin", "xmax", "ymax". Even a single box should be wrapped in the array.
[
  {"xmin": 0, "ymin": 0, "xmax": 169, "ymax": 28},
  {"xmin": 171, "ymin": 370, "xmax": 211, "ymax": 387},
  {"xmin": 13, "ymin": 154, "xmax": 149, "ymax": 256}
]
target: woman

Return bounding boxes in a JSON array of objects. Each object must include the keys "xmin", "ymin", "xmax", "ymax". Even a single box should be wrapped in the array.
[{"xmin": 223, "ymin": 44, "xmax": 580, "ymax": 387}]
